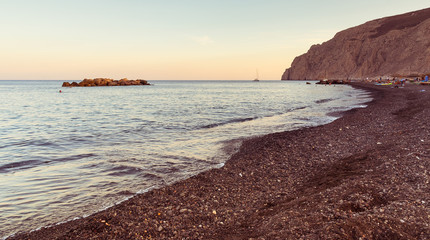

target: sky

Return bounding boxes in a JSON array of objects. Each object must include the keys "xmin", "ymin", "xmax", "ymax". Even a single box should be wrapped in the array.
[{"xmin": 0, "ymin": 0, "xmax": 429, "ymax": 80}]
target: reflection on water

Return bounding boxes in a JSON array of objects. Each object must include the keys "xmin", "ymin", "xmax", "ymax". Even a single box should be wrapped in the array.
[{"xmin": 0, "ymin": 80, "xmax": 372, "ymax": 238}]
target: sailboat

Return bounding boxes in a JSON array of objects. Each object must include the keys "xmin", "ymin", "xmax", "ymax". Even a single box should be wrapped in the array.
[{"xmin": 253, "ymin": 69, "xmax": 260, "ymax": 82}]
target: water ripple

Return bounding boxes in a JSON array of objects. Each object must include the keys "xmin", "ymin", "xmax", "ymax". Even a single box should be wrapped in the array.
[{"xmin": 0, "ymin": 80, "xmax": 373, "ymax": 239}]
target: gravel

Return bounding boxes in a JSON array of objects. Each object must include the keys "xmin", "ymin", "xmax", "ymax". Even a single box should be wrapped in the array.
[{"xmin": 8, "ymin": 82, "xmax": 430, "ymax": 240}]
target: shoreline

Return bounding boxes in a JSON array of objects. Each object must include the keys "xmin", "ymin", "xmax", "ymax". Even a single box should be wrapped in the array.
[{"xmin": 8, "ymin": 82, "xmax": 430, "ymax": 239}]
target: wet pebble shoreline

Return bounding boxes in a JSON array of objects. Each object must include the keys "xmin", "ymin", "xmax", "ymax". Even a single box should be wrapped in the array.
[{"xmin": 9, "ymin": 82, "xmax": 430, "ymax": 239}]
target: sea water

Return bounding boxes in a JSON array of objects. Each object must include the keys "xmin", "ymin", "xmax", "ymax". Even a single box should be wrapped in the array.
[{"xmin": 0, "ymin": 80, "xmax": 372, "ymax": 238}]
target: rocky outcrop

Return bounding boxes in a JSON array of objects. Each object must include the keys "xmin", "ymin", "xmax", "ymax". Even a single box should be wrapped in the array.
[
  {"xmin": 282, "ymin": 8, "xmax": 430, "ymax": 80},
  {"xmin": 315, "ymin": 79, "xmax": 347, "ymax": 85},
  {"xmin": 62, "ymin": 78, "xmax": 150, "ymax": 87}
]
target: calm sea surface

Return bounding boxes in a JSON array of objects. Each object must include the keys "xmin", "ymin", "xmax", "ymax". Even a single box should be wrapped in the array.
[{"xmin": 0, "ymin": 80, "xmax": 372, "ymax": 238}]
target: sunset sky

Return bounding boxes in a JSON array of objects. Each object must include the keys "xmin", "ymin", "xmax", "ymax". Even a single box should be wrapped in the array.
[{"xmin": 0, "ymin": 0, "xmax": 429, "ymax": 80}]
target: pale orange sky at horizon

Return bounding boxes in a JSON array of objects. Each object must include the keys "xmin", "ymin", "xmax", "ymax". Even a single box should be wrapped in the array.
[{"xmin": 0, "ymin": 1, "xmax": 429, "ymax": 80}]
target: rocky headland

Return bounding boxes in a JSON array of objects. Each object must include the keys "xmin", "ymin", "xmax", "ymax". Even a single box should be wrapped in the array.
[
  {"xmin": 282, "ymin": 8, "xmax": 430, "ymax": 80},
  {"xmin": 62, "ymin": 78, "xmax": 150, "ymax": 87}
]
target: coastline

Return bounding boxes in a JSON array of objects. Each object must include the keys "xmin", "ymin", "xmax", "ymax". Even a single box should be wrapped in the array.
[{"xmin": 8, "ymin": 82, "xmax": 430, "ymax": 239}]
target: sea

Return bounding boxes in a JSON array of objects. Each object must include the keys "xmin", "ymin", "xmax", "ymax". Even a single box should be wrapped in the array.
[{"xmin": 0, "ymin": 80, "xmax": 372, "ymax": 238}]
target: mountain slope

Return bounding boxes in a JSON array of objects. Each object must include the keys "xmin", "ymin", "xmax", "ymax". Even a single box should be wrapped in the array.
[{"xmin": 282, "ymin": 8, "xmax": 430, "ymax": 80}]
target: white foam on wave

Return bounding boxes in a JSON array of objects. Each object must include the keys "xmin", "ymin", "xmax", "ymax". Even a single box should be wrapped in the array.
[{"xmin": 215, "ymin": 162, "xmax": 225, "ymax": 168}]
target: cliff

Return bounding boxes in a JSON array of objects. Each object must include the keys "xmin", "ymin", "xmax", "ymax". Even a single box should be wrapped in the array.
[{"xmin": 282, "ymin": 8, "xmax": 430, "ymax": 80}]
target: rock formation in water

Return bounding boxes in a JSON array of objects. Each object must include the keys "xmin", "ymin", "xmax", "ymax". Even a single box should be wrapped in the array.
[
  {"xmin": 282, "ymin": 8, "xmax": 430, "ymax": 80},
  {"xmin": 62, "ymin": 78, "xmax": 150, "ymax": 87}
]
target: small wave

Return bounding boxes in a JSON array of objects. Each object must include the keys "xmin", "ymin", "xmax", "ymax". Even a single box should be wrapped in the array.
[
  {"xmin": 142, "ymin": 172, "xmax": 162, "ymax": 180},
  {"xmin": 0, "ymin": 160, "xmax": 42, "ymax": 173},
  {"xmin": 215, "ymin": 162, "xmax": 225, "ymax": 168},
  {"xmin": 315, "ymin": 98, "xmax": 335, "ymax": 104},
  {"xmin": 107, "ymin": 165, "xmax": 142, "ymax": 177},
  {"xmin": 0, "ymin": 154, "xmax": 96, "ymax": 174},
  {"xmin": 199, "ymin": 106, "xmax": 308, "ymax": 130},
  {"xmin": 201, "ymin": 117, "xmax": 257, "ymax": 129},
  {"xmin": 353, "ymin": 104, "xmax": 368, "ymax": 108},
  {"xmin": 117, "ymin": 190, "xmax": 135, "ymax": 196},
  {"xmin": 50, "ymin": 153, "xmax": 96, "ymax": 163},
  {"xmin": 293, "ymin": 106, "xmax": 307, "ymax": 111},
  {"xmin": 0, "ymin": 139, "xmax": 60, "ymax": 150},
  {"xmin": 294, "ymin": 116, "xmax": 312, "ymax": 121},
  {"xmin": 137, "ymin": 186, "xmax": 157, "ymax": 194}
]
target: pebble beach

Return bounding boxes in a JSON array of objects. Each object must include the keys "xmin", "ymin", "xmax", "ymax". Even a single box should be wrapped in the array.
[{"xmin": 8, "ymin": 82, "xmax": 430, "ymax": 240}]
